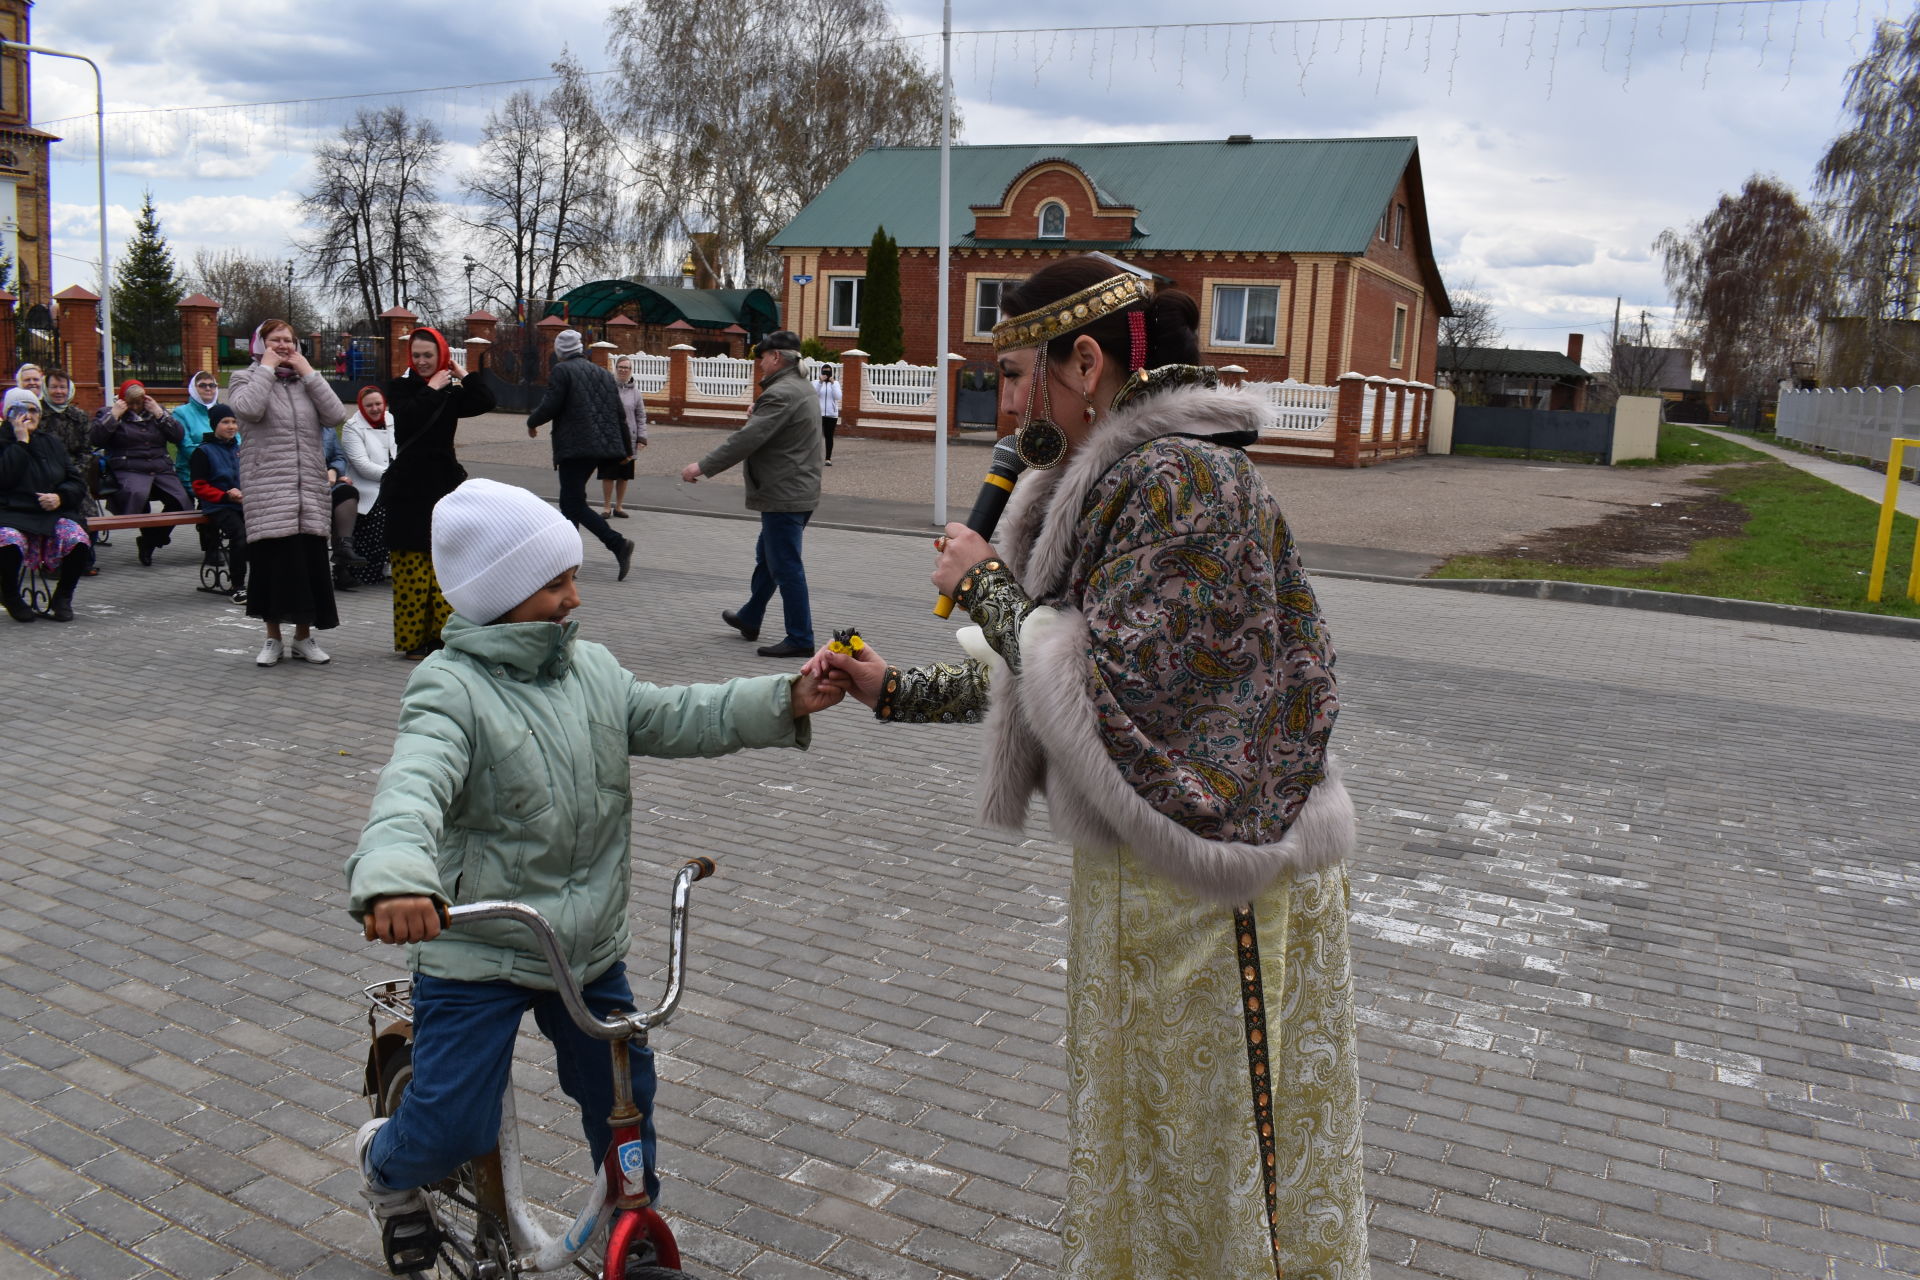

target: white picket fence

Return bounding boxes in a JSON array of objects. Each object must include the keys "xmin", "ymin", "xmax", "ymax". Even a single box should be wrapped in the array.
[
  {"xmin": 627, "ymin": 354, "xmax": 670, "ymax": 394},
  {"xmin": 862, "ymin": 361, "xmax": 940, "ymax": 411},
  {"xmin": 1776, "ymin": 385, "xmax": 1920, "ymax": 464},
  {"xmin": 689, "ymin": 356, "xmax": 755, "ymax": 400},
  {"xmin": 1250, "ymin": 379, "xmax": 1337, "ymax": 432}
]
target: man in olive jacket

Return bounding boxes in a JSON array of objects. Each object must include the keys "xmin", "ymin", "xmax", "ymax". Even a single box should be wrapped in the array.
[
  {"xmin": 527, "ymin": 329, "xmax": 636, "ymax": 580},
  {"xmin": 681, "ymin": 330, "xmax": 823, "ymax": 658}
]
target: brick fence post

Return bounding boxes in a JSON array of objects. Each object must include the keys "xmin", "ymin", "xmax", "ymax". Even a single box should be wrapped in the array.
[
  {"xmin": 1218, "ymin": 363, "xmax": 1247, "ymax": 388},
  {"xmin": 1388, "ymin": 379, "xmax": 1408, "ymax": 447},
  {"xmin": 590, "ymin": 341, "xmax": 616, "ymax": 370},
  {"xmin": 842, "ymin": 349, "xmax": 868, "ymax": 431},
  {"xmin": 607, "ymin": 314, "xmax": 639, "ymax": 354},
  {"xmin": 943, "ymin": 352, "xmax": 964, "ymax": 437},
  {"xmin": 1333, "ymin": 372, "xmax": 1366, "ymax": 468},
  {"xmin": 534, "ymin": 315, "xmax": 568, "ymax": 382},
  {"xmin": 666, "ymin": 343, "xmax": 692, "ymax": 423},
  {"xmin": 381, "ymin": 306, "xmax": 418, "ymax": 380},
  {"xmin": 0, "ymin": 292, "xmax": 17, "ymax": 386},
  {"xmin": 465, "ymin": 312, "xmax": 498, "ymax": 346},
  {"xmin": 54, "ymin": 286, "xmax": 102, "ymax": 412}
]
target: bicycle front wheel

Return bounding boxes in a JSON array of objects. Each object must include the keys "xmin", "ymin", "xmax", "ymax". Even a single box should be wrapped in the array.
[{"xmin": 601, "ymin": 1206, "xmax": 692, "ymax": 1280}]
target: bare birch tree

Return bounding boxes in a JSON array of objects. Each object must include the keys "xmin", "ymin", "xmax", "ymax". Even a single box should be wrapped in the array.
[
  {"xmin": 300, "ymin": 107, "xmax": 446, "ymax": 331},
  {"xmin": 1815, "ymin": 9, "xmax": 1920, "ymax": 386},
  {"xmin": 604, "ymin": 0, "xmax": 949, "ymax": 287},
  {"xmin": 1655, "ymin": 175, "xmax": 1830, "ymax": 404}
]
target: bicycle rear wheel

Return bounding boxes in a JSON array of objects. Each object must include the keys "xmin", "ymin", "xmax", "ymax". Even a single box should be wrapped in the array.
[{"xmin": 378, "ymin": 1045, "xmax": 512, "ymax": 1280}]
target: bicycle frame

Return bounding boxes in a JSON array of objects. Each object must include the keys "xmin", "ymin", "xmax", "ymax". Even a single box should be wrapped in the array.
[{"xmin": 365, "ymin": 857, "xmax": 712, "ymax": 1277}]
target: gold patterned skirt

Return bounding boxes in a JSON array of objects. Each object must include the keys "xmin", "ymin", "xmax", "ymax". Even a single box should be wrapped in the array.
[
  {"xmin": 389, "ymin": 550, "xmax": 453, "ymax": 652},
  {"xmin": 1064, "ymin": 846, "xmax": 1370, "ymax": 1280}
]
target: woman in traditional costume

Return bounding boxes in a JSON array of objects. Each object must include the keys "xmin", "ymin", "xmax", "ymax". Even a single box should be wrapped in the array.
[{"xmin": 809, "ymin": 255, "xmax": 1368, "ymax": 1279}]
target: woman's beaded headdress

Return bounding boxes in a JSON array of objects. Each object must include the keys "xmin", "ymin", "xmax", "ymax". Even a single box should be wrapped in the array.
[{"xmin": 991, "ymin": 273, "xmax": 1154, "ymax": 352}]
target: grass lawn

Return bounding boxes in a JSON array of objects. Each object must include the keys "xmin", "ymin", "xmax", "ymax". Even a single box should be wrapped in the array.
[
  {"xmin": 1452, "ymin": 423, "xmax": 1763, "ymax": 467},
  {"xmin": 1431, "ymin": 456, "xmax": 1920, "ymax": 619}
]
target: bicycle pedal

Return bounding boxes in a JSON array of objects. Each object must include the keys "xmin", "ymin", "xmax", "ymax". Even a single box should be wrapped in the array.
[{"xmin": 381, "ymin": 1210, "xmax": 443, "ymax": 1275}]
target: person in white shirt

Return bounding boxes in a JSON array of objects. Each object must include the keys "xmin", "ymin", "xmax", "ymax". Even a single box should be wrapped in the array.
[
  {"xmin": 340, "ymin": 385, "xmax": 398, "ymax": 584},
  {"xmin": 814, "ymin": 364, "xmax": 841, "ymax": 466}
]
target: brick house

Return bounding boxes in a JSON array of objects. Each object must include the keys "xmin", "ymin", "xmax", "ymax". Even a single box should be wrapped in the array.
[{"xmin": 770, "ymin": 135, "xmax": 1449, "ymax": 385}]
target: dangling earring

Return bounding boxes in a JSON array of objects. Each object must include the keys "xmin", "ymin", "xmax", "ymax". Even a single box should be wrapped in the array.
[
  {"xmin": 1082, "ymin": 390, "xmax": 1097, "ymax": 426},
  {"xmin": 1014, "ymin": 340, "xmax": 1069, "ymax": 470}
]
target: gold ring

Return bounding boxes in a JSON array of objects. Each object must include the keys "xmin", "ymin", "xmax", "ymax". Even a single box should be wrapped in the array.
[{"xmin": 934, "ymin": 535, "xmax": 949, "ymax": 552}]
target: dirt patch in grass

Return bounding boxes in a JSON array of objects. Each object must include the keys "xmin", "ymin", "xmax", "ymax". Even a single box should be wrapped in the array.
[{"xmin": 1468, "ymin": 484, "xmax": 1752, "ymax": 568}]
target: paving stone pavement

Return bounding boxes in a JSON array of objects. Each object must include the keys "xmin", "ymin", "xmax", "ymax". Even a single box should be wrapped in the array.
[{"xmin": 0, "ymin": 510, "xmax": 1916, "ymax": 1280}]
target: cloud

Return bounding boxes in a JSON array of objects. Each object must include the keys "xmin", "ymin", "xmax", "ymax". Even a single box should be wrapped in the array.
[{"xmin": 1480, "ymin": 234, "xmax": 1598, "ymax": 270}]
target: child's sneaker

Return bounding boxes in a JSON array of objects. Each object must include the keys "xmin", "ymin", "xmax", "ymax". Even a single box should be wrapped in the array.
[{"xmin": 356, "ymin": 1118, "xmax": 440, "ymax": 1274}]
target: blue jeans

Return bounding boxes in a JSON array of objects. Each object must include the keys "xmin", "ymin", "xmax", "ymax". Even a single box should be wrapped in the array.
[
  {"xmin": 366, "ymin": 963, "xmax": 658, "ymax": 1202},
  {"xmin": 736, "ymin": 510, "xmax": 813, "ymax": 648}
]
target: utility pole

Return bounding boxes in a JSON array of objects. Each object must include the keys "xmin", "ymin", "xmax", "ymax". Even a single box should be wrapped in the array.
[
  {"xmin": 285, "ymin": 260, "xmax": 295, "ymax": 323},
  {"xmin": 1610, "ymin": 296, "xmax": 1622, "ymax": 374}
]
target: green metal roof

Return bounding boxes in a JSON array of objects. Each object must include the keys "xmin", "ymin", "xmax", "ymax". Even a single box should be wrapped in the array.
[
  {"xmin": 1440, "ymin": 346, "xmax": 1592, "ymax": 380},
  {"xmin": 771, "ymin": 137, "xmax": 1421, "ymax": 254},
  {"xmin": 546, "ymin": 281, "xmax": 780, "ymax": 333}
]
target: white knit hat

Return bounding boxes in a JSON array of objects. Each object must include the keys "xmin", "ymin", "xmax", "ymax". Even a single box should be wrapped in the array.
[{"xmin": 432, "ymin": 479, "xmax": 584, "ymax": 624}]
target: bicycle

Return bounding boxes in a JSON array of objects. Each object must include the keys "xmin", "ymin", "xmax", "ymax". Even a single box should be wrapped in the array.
[{"xmin": 361, "ymin": 858, "xmax": 716, "ymax": 1279}]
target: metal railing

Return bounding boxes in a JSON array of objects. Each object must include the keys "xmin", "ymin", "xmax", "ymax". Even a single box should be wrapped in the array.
[
  {"xmin": 1777, "ymin": 385, "xmax": 1920, "ymax": 465},
  {"xmin": 862, "ymin": 361, "xmax": 939, "ymax": 411}
]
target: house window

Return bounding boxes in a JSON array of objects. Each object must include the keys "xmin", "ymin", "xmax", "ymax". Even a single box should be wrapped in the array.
[
  {"xmin": 828, "ymin": 277, "xmax": 863, "ymax": 331},
  {"xmin": 1378, "ymin": 209, "xmax": 1390, "ymax": 242},
  {"xmin": 1211, "ymin": 285, "xmax": 1280, "ymax": 347},
  {"xmin": 1392, "ymin": 204, "xmax": 1406, "ymax": 249},
  {"xmin": 1391, "ymin": 304, "xmax": 1409, "ymax": 367},
  {"xmin": 975, "ymin": 278, "xmax": 1014, "ymax": 337},
  {"xmin": 1038, "ymin": 202, "xmax": 1067, "ymax": 239}
]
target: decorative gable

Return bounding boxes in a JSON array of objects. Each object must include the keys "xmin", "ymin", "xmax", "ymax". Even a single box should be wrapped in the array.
[{"xmin": 968, "ymin": 159, "xmax": 1139, "ymax": 243}]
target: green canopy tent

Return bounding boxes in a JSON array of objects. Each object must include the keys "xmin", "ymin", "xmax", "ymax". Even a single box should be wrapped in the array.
[{"xmin": 544, "ymin": 282, "xmax": 780, "ymax": 347}]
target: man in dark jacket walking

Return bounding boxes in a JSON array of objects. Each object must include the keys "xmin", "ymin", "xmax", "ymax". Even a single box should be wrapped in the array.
[
  {"xmin": 680, "ymin": 330, "xmax": 822, "ymax": 658},
  {"xmin": 527, "ymin": 329, "xmax": 636, "ymax": 580}
]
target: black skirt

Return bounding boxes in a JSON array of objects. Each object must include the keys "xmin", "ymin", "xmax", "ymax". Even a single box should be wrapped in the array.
[
  {"xmin": 246, "ymin": 533, "xmax": 339, "ymax": 630},
  {"xmin": 595, "ymin": 456, "xmax": 635, "ymax": 481}
]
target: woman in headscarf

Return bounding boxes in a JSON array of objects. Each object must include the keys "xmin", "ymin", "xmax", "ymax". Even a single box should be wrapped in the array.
[
  {"xmin": 90, "ymin": 379, "xmax": 190, "ymax": 566},
  {"xmin": 339, "ymin": 385, "xmax": 396, "ymax": 586},
  {"xmin": 381, "ymin": 326, "xmax": 494, "ymax": 658},
  {"xmin": 227, "ymin": 319, "xmax": 348, "ymax": 667},
  {"xmin": 12, "ymin": 364, "xmax": 43, "ymax": 398},
  {"xmin": 808, "ymin": 256, "xmax": 1367, "ymax": 1280},
  {"xmin": 38, "ymin": 368, "xmax": 93, "ymax": 476},
  {"xmin": 1, "ymin": 388, "xmax": 92, "ymax": 622},
  {"xmin": 600, "ymin": 354, "xmax": 648, "ymax": 519},
  {"xmin": 170, "ymin": 369, "xmax": 224, "ymax": 493}
]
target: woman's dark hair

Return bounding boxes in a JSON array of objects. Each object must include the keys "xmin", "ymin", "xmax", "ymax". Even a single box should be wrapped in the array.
[
  {"xmin": 1001, "ymin": 256, "xmax": 1201, "ymax": 369},
  {"xmin": 43, "ymin": 365, "xmax": 70, "ymax": 384}
]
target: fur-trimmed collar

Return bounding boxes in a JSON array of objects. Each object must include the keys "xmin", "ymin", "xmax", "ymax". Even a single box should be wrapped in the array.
[{"xmin": 997, "ymin": 384, "xmax": 1269, "ymax": 601}]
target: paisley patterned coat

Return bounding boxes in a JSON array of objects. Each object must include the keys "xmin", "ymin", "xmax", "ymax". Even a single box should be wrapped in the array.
[{"xmin": 906, "ymin": 382, "xmax": 1354, "ymax": 903}]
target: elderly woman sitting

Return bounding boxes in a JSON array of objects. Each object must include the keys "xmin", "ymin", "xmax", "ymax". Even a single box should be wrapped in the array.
[
  {"xmin": 1, "ymin": 388, "xmax": 91, "ymax": 622},
  {"xmin": 91, "ymin": 379, "xmax": 190, "ymax": 566}
]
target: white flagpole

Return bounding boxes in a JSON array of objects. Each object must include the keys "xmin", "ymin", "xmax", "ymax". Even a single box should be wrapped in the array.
[{"xmin": 932, "ymin": 0, "xmax": 952, "ymax": 529}]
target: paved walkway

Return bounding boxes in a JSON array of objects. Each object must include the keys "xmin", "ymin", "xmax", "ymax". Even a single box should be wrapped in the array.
[
  {"xmin": 1, "ymin": 515, "xmax": 1916, "ymax": 1279},
  {"xmin": 1700, "ymin": 427, "xmax": 1920, "ymax": 517}
]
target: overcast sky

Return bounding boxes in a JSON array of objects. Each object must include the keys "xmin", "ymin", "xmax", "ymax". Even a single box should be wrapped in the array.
[{"xmin": 25, "ymin": 0, "xmax": 1908, "ymax": 361}]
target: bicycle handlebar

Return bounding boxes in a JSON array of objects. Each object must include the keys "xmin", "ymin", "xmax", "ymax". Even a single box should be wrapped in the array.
[{"xmin": 443, "ymin": 857, "xmax": 716, "ymax": 1042}]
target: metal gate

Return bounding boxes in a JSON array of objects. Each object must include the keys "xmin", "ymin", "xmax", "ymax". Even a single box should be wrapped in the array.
[
  {"xmin": 1453, "ymin": 405, "xmax": 1614, "ymax": 459},
  {"xmin": 17, "ymin": 303, "xmax": 58, "ymax": 372}
]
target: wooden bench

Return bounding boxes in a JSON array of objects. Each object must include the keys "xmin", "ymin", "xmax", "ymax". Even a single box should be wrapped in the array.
[{"xmin": 24, "ymin": 508, "xmax": 230, "ymax": 614}]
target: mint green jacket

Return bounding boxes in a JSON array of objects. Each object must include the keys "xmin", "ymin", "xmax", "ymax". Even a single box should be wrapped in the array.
[{"xmin": 346, "ymin": 614, "xmax": 809, "ymax": 990}]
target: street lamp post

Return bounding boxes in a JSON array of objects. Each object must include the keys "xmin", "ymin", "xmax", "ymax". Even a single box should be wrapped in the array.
[
  {"xmin": 464, "ymin": 257, "xmax": 476, "ymax": 314},
  {"xmin": 2, "ymin": 39, "xmax": 110, "ymax": 396},
  {"xmin": 284, "ymin": 259, "xmax": 294, "ymax": 322}
]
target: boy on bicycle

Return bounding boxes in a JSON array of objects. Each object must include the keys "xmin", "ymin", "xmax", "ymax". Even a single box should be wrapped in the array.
[{"xmin": 346, "ymin": 478, "xmax": 841, "ymax": 1271}]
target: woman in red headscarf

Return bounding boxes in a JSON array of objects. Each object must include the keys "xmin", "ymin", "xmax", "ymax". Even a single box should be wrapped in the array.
[{"xmin": 381, "ymin": 327, "xmax": 495, "ymax": 658}]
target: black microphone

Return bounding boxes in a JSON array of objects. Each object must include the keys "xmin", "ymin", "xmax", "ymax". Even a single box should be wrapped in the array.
[{"xmin": 934, "ymin": 435, "xmax": 1028, "ymax": 618}]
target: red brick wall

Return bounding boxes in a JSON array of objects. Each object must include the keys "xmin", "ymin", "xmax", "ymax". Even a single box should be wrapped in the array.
[{"xmin": 970, "ymin": 165, "xmax": 1136, "ymax": 242}]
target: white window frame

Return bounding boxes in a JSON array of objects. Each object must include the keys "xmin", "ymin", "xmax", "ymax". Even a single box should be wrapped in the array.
[
  {"xmin": 1392, "ymin": 204, "xmax": 1406, "ymax": 249},
  {"xmin": 827, "ymin": 276, "xmax": 864, "ymax": 332},
  {"xmin": 1378, "ymin": 209, "xmax": 1389, "ymax": 242},
  {"xmin": 1037, "ymin": 201, "xmax": 1067, "ymax": 239},
  {"xmin": 974, "ymin": 278, "xmax": 1014, "ymax": 339},
  {"xmin": 1210, "ymin": 284, "xmax": 1281, "ymax": 348},
  {"xmin": 1391, "ymin": 304, "xmax": 1409, "ymax": 367}
]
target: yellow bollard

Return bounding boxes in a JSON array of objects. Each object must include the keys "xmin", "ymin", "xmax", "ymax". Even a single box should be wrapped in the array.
[{"xmin": 1867, "ymin": 437, "xmax": 1920, "ymax": 604}]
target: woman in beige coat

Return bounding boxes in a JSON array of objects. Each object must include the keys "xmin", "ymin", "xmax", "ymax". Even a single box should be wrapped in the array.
[{"xmin": 227, "ymin": 319, "xmax": 349, "ymax": 667}]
